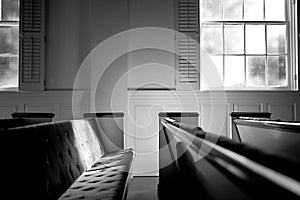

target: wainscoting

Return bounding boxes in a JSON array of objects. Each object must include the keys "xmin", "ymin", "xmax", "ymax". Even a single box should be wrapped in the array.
[{"xmin": 0, "ymin": 90, "xmax": 90, "ymax": 121}]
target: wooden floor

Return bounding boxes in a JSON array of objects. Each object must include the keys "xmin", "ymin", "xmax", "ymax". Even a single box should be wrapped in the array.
[{"xmin": 126, "ymin": 176, "xmax": 159, "ymax": 200}]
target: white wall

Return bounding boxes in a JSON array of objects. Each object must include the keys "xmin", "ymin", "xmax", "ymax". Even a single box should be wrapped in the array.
[
  {"xmin": 46, "ymin": 0, "xmax": 129, "ymax": 90},
  {"xmin": 128, "ymin": 0, "xmax": 175, "ymax": 89},
  {"xmin": 46, "ymin": 0, "xmax": 83, "ymax": 90}
]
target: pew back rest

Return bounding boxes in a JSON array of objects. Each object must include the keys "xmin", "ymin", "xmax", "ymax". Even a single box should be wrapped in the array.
[
  {"xmin": 0, "ymin": 118, "xmax": 49, "ymax": 130},
  {"xmin": 0, "ymin": 118, "xmax": 104, "ymax": 200}
]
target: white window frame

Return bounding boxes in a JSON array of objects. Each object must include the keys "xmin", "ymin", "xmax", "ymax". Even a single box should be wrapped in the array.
[{"xmin": 199, "ymin": 0, "xmax": 298, "ymax": 91}]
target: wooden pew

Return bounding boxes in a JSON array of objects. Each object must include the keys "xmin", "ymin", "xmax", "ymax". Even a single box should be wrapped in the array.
[
  {"xmin": 158, "ymin": 112, "xmax": 199, "ymax": 199},
  {"xmin": 0, "ymin": 113, "xmax": 55, "ymax": 131},
  {"xmin": 0, "ymin": 118, "xmax": 135, "ymax": 200},
  {"xmin": 11, "ymin": 112, "xmax": 55, "ymax": 123},
  {"xmin": 230, "ymin": 112, "xmax": 272, "ymax": 142},
  {"xmin": 233, "ymin": 117, "xmax": 300, "ymax": 163},
  {"xmin": 159, "ymin": 117, "xmax": 300, "ymax": 200}
]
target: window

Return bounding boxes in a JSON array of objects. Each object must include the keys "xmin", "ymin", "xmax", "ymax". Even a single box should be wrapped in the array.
[
  {"xmin": 0, "ymin": 0, "xmax": 19, "ymax": 88},
  {"xmin": 0, "ymin": 0, "xmax": 45, "ymax": 91},
  {"xmin": 199, "ymin": 0, "xmax": 297, "ymax": 90}
]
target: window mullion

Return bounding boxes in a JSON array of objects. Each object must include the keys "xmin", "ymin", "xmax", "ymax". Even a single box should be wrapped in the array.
[
  {"xmin": 0, "ymin": 0, "xmax": 2, "ymax": 21},
  {"xmin": 221, "ymin": 0, "xmax": 224, "ymax": 19},
  {"xmin": 242, "ymin": 0, "xmax": 245, "ymax": 20},
  {"xmin": 264, "ymin": 23, "xmax": 268, "ymax": 87},
  {"xmin": 263, "ymin": 0, "xmax": 266, "ymax": 20},
  {"xmin": 222, "ymin": 22, "xmax": 225, "ymax": 85},
  {"xmin": 244, "ymin": 23, "xmax": 246, "ymax": 87}
]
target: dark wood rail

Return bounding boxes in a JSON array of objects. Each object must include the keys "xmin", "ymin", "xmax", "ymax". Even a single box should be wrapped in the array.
[{"xmin": 234, "ymin": 118, "xmax": 300, "ymax": 133}]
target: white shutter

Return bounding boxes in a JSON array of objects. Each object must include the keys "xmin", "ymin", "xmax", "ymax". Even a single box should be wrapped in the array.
[
  {"xmin": 178, "ymin": 0, "xmax": 198, "ymax": 33},
  {"xmin": 19, "ymin": 0, "xmax": 46, "ymax": 90},
  {"xmin": 176, "ymin": 0, "xmax": 199, "ymax": 90},
  {"xmin": 178, "ymin": 38, "xmax": 198, "ymax": 83}
]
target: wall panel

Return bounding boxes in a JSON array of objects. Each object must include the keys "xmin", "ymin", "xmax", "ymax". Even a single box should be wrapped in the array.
[
  {"xmin": 59, "ymin": 106, "xmax": 74, "ymax": 121},
  {"xmin": 129, "ymin": 102, "xmax": 162, "ymax": 176},
  {"xmin": 233, "ymin": 103, "xmax": 263, "ymax": 112},
  {"xmin": 24, "ymin": 104, "xmax": 53, "ymax": 113},
  {"xmin": 200, "ymin": 104, "xmax": 228, "ymax": 137},
  {"xmin": 0, "ymin": 105, "xmax": 20, "ymax": 118},
  {"xmin": 267, "ymin": 103, "xmax": 296, "ymax": 121}
]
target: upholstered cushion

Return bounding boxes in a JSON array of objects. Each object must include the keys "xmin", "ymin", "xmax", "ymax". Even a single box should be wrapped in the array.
[
  {"xmin": 71, "ymin": 119, "xmax": 104, "ymax": 169},
  {"xmin": 58, "ymin": 149, "xmax": 134, "ymax": 200},
  {"xmin": 0, "ymin": 118, "xmax": 105, "ymax": 200}
]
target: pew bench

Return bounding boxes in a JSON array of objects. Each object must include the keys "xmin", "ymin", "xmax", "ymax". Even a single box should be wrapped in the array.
[
  {"xmin": 0, "ymin": 117, "xmax": 47, "ymax": 130},
  {"xmin": 233, "ymin": 117, "xmax": 300, "ymax": 163},
  {"xmin": 0, "ymin": 118, "xmax": 135, "ymax": 200},
  {"xmin": 159, "ymin": 117, "xmax": 300, "ymax": 200}
]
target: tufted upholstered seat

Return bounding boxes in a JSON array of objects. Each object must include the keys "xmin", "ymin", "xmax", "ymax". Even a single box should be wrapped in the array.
[
  {"xmin": 59, "ymin": 149, "xmax": 134, "ymax": 200},
  {"xmin": 0, "ymin": 118, "xmax": 134, "ymax": 200}
]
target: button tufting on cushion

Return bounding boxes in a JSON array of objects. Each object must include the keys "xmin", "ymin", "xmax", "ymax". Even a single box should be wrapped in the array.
[
  {"xmin": 59, "ymin": 149, "xmax": 134, "ymax": 200},
  {"xmin": 0, "ymin": 118, "xmax": 134, "ymax": 200}
]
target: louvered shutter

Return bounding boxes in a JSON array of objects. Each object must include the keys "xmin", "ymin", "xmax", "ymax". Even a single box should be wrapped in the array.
[
  {"xmin": 176, "ymin": 0, "xmax": 199, "ymax": 90},
  {"xmin": 19, "ymin": 0, "xmax": 46, "ymax": 90}
]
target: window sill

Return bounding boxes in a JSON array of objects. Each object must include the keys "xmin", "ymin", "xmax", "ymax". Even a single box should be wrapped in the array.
[
  {"xmin": 200, "ymin": 86, "xmax": 297, "ymax": 92},
  {"xmin": 0, "ymin": 87, "xmax": 19, "ymax": 92}
]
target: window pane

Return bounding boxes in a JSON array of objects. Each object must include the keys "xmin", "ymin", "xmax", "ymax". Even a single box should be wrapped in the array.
[
  {"xmin": 0, "ymin": 26, "xmax": 19, "ymax": 54},
  {"xmin": 200, "ymin": 0, "xmax": 222, "ymax": 20},
  {"xmin": 267, "ymin": 25, "xmax": 287, "ymax": 54},
  {"xmin": 244, "ymin": 0, "xmax": 264, "ymax": 21},
  {"xmin": 0, "ymin": 56, "xmax": 18, "ymax": 88},
  {"xmin": 246, "ymin": 56, "xmax": 265, "ymax": 86},
  {"xmin": 265, "ymin": 0, "xmax": 286, "ymax": 21},
  {"xmin": 210, "ymin": 56, "xmax": 223, "ymax": 79},
  {"xmin": 224, "ymin": 56, "xmax": 245, "ymax": 87},
  {"xmin": 201, "ymin": 55, "xmax": 223, "ymax": 89},
  {"xmin": 2, "ymin": 0, "xmax": 19, "ymax": 21},
  {"xmin": 223, "ymin": 0, "xmax": 243, "ymax": 20},
  {"xmin": 267, "ymin": 56, "xmax": 287, "ymax": 86},
  {"xmin": 0, "ymin": 28, "xmax": 10, "ymax": 53},
  {"xmin": 246, "ymin": 25, "xmax": 265, "ymax": 54},
  {"xmin": 225, "ymin": 25, "xmax": 244, "ymax": 54},
  {"xmin": 201, "ymin": 24, "xmax": 223, "ymax": 54}
]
